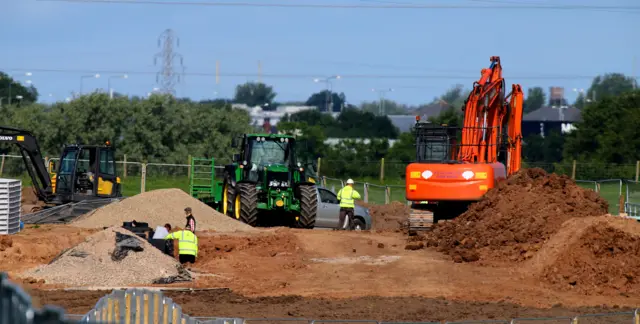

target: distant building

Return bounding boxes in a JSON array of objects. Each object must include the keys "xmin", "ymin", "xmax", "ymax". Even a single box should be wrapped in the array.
[
  {"xmin": 522, "ymin": 105, "xmax": 580, "ymax": 138},
  {"xmin": 387, "ymin": 115, "xmax": 418, "ymax": 133},
  {"xmin": 522, "ymin": 87, "xmax": 581, "ymax": 138},
  {"xmin": 232, "ymin": 104, "xmax": 316, "ymax": 126}
]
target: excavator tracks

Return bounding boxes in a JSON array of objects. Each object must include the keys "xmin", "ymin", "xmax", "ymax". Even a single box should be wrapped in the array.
[{"xmin": 407, "ymin": 208, "xmax": 435, "ymax": 235}]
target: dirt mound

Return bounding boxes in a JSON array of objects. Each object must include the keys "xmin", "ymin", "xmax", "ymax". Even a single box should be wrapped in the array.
[
  {"xmin": 22, "ymin": 227, "xmax": 184, "ymax": 287},
  {"xmin": 367, "ymin": 202, "xmax": 410, "ymax": 231},
  {"xmin": 424, "ymin": 168, "xmax": 609, "ymax": 263},
  {"xmin": 72, "ymin": 188, "xmax": 257, "ymax": 232},
  {"xmin": 542, "ymin": 216, "xmax": 640, "ymax": 295},
  {"xmin": 20, "ymin": 187, "xmax": 45, "ymax": 214},
  {"xmin": 21, "ymin": 187, "xmax": 38, "ymax": 204},
  {"xmin": 0, "ymin": 225, "xmax": 96, "ymax": 275}
]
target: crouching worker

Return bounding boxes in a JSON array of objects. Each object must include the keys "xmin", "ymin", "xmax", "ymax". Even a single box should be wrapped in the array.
[{"xmin": 164, "ymin": 225, "xmax": 198, "ymax": 264}]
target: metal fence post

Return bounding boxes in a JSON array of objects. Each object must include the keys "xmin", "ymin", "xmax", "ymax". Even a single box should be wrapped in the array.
[
  {"xmin": 363, "ymin": 183, "xmax": 369, "ymax": 203},
  {"xmin": 123, "ymin": 155, "xmax": 128, "ymax": 178},
  {"xmin": 384, "ymin": 186, "xmax": 390, "ymax": 204},
  {"xmin": 141, "ymin": 163, "xmax": 147, "ymax": 193}
]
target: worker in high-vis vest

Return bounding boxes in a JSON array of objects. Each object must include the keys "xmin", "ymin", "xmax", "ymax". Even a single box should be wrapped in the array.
[
  {"xmin": 164, "ymin": 225, "xmax": 198, "ymax": 264},
  {"xmin": 336, "ymin": 179, "xmax": 362, "ymax": 230}
]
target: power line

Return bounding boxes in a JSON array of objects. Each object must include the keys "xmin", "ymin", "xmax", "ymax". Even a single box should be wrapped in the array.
[
  {"xmin": 35, "ymin": 0, "xmax": 640, "ymax": 10},
  {"xmin": 0, "ymin": 67, "xmax": 620, "ymax": 80},
  {"xmin": 360, "ymin": 0, "xmax": 640, "ymax": 13}
]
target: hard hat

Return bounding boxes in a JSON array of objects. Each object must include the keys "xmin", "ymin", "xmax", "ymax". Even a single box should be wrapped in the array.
[{"xmin": 346, "ymin": 179, "xmax": 354, "ymax": 184}]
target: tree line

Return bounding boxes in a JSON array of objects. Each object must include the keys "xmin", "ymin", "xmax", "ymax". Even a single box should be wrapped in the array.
[{"xmin": 1, "ymin": 70, "xmax": 638, "ymax": 182}]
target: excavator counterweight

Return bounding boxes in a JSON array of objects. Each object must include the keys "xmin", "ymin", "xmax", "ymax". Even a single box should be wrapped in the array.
[{"xmin": 405, "ymin": 56, "xmax": 524, "ymax": 234}]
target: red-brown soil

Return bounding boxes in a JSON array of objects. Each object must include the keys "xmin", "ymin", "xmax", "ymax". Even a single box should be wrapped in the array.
[
  {"xmin": 28, "ymin": 289, "xmax": 635, "ymax": 322},
  {"xmin": 365, "ymin": 201, "xmax": 409, "ymax": 231},
  {"xmin": 21, "ymin": 186, "xmax": 46, "ymax": 214},
  {"xmin": 424, "ymin": 168, "xmax": 609, "ymax": 263},
  {"xmin": 541, "ymin": 216, "xmax": 640, "ymax": 295},
  {"xmin": 0, "ymin": 225, "xmax": 97, "ymax": 276}
]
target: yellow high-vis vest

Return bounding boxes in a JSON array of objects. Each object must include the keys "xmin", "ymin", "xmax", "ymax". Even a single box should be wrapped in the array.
[
  {"xmin": 165, "ymin": 230, "xmax": 198, "ymax": 257},
  {"xmin": 336, "ymin": 185, "xmax": 361, "ymax": 208}
]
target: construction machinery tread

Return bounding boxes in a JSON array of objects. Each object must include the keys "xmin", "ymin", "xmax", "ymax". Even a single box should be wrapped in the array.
[
  {"xmin": 224, "ymin": 181, "xmax": 235, "ymax": 217},
  {"xmin": 237, "ymin": 183, "xmax": 258, "ymax": 226},
  {"xmin": 298, "ymin": 184, "xmax": 317, "ymax": 229},
  {"xmin": 408, "ymin": 208, "xmax": 435, "ymax": 235}
]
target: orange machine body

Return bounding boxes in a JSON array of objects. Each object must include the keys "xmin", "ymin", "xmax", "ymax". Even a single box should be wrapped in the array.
[{"xmin": 405, "ymin": 162, "xmax": 506, "ymax": 201}]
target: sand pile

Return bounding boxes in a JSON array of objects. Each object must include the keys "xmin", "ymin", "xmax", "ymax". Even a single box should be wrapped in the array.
[
  {"xmin": 22, "ymin": 227, "xmax": 184, "ymax": 287},
  {"xmin": 541, "ymin": 216, "xmax": 640, "ymax": 295},
  {"xmin": 423, "ymin": 168, "xmax": 609, "ymax": 263},
  {"xmin": 72, "ymin": 188, "xmax": 256, "ymax": 232}
]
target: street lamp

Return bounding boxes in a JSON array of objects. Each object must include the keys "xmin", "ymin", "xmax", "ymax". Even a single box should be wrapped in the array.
[
  {"xmin": 372, "ymin": 88, "xmax": 394, "ymax": 115},
  {"xmin": 80, "ymin": 74, "xmax": 101, "ymax": 95},
  {"xmin": 313, "ymin": 75, "xmax": 341, "ymax": 112},
  {"xmin": 108, "ymin": 74, "xmax": 128, "ymax": 99}
]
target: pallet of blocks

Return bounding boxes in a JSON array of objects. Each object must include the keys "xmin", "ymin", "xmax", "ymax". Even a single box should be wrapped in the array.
[{"xmin": 0, "ymin": 179, "xmax": 21, "ymax": 235}]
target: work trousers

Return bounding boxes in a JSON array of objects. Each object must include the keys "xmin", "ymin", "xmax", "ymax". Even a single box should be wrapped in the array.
[
  {"xmin": 338, "ymin": 207, "xmax": 354, "ymax": 230},
  {"xmin": 179, "ymin": 254, "xmax": 196, "ymax": 264}
]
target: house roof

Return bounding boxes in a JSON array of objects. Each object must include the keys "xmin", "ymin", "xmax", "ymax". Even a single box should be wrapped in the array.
[
  {"xmin": 387, "ymin": 115, "xmax": 417, "ymax": 133},
  {"xmin": 523, "ymin": 106, "xmax": 581, "ymax": 122}
]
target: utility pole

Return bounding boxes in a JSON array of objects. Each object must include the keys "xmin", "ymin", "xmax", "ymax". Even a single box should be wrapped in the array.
[
  {"xmin": 372, "ymin": 88, "xmax": 394, "ymax": 115},
  {"xmin": 215, "ymin": 60, "xmax": 220, "ymax": 85},
  {"xmin": 258, "ymin": 60, "xmax": 262, "ymax": 83},
  {"xmin": 154, "ymin": 29, "xmax": 185, "ymax": 96},
  {"xmin": 314, "ymin": 75, "xmax": 341, "ymax": 112}
]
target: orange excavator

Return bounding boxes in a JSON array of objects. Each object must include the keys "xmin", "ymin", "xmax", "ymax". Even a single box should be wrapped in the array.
[{"xmin": 406, "ymin": 56, "xmax": 524, "ymax": 234}]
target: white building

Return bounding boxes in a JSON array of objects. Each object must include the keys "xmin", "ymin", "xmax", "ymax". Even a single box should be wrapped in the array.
[{"xmin": 232, "ymin": 104, "xmax": 317, "ymax": 126}]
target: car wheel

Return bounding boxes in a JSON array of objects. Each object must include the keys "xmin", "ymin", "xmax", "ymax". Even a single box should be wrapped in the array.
[{"xmin": 352, "ymin": 218, "xmax": 365, "ymax": 231}]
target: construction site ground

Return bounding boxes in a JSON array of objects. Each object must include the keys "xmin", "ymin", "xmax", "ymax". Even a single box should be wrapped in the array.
[
  {"xmin": 1, "ymin": 223, "xmax": 638, "ymax": 321},
  {"xmin": 5, "ymin": 171, "xmax": 640, "ymax": 322}
]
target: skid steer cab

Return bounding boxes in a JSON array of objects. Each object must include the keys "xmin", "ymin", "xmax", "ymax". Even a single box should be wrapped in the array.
[
  {"xmin": 49, "ymin": 142, "xmax": 122, "ymax": 203},
  {"xmin": 221, "ymin": 133, "xmax": 318, "ymax": 229}
]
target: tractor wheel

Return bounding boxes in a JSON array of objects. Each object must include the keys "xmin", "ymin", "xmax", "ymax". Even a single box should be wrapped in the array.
[
  {"xmin": 298, "ymin": 184, "xmax": 317, "ymax": 229},
  {"xmin": 236, "ymin": 183, "xmax": 259, "ymax": 227},
  {"xmin": 222, "ymin": 181, "xmax": 235, "ymax": 217}
]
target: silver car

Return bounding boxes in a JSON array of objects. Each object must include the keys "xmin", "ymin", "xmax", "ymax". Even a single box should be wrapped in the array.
[{"xmin": 314, "ymin": 187, "xmax": 372, "ymax": 230}]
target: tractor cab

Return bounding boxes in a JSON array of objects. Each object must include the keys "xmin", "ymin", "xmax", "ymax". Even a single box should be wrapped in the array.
[
  {"xmin": 52, "ymin": 142, "xmax": 121, "ymax": 203},
  {"xmin": 233, "ymin": 134, "xmax": 306, "ymax": 188}
]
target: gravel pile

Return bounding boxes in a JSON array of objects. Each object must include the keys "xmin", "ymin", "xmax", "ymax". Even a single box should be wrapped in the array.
[
  {"xmin": 22, "ymin": 227, "xmax": 181, "ymax": 287},
  {"xmin": 72, "ymin": 188, "xmax": 256, "ymax": 232}
]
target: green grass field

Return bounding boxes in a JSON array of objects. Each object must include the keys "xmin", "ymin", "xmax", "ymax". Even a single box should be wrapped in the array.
[{"xmin": 7, "ymin": 172, "xmax": 627, "ymax": 215}]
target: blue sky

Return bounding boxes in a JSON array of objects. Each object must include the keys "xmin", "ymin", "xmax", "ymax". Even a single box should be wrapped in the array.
[{"xmin": 1, "ymin": 0, "xmax": 638, "ymax": 106}]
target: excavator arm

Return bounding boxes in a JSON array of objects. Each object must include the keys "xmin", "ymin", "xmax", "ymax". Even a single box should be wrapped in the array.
[
  {"xmin": 505, "ymin": 84, "xmax": 524, "ymax": 176},
  {"xmin": 0, "ymin": 126, "xmax": 55, "ymax": 203},
  {"xmin": 458, "ymin": 56, "xmax": 507, "ymax": 165}
]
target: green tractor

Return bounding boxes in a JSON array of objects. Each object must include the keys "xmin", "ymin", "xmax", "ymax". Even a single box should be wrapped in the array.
[{"xmin": 190, "ymin": 133, "xmax": 318, "ymax": 228}]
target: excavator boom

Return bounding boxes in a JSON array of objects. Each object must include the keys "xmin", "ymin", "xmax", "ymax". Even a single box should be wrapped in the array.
[
  {"xmin": 405, "ymin": 56, "xmax": 524, "ymax": 234},
  {"xmin": 0, "ymin": 126, "xmax": 55, "ymax": 203}
]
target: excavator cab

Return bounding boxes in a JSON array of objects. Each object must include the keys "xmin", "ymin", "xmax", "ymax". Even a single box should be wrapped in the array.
[
  {"xmin": 414, "ymin": 119, "xmax": 459, "ymax": 163},
  {"xmin": 54, "ymin": 143, "xmax": 121, "ymax": 203}
]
